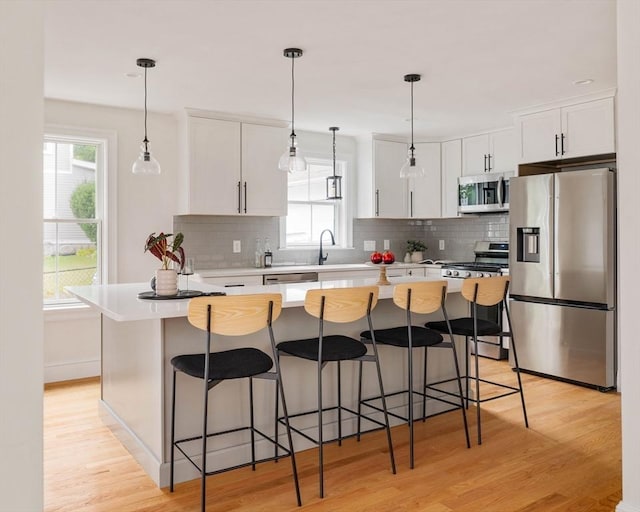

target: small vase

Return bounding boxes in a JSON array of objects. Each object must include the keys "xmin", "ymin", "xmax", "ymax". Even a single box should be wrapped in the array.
[
  {"xmin": 404, "ymin": 252, "xmax": 411, "ymax": 263},
  {"xmin": 155, "ymin": 269, "xmax": 178, "ymax": 296},
  {"xmin": 410, "ymin": 251, "xmax": 424, "ymax": 263}
]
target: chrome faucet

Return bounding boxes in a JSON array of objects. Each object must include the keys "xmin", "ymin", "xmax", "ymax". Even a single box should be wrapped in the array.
[{"xmin": 318, "ymin": 229, "xmax": 336, "ymax": 265}]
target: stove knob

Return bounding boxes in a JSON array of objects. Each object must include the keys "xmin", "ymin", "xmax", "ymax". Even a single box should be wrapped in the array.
[
  {"xmin": 464, "ymin": 271, "xmax": 471, "ymax": 278},
  {"xmin": 444, "ymin": 270, "xmax": 452, "ymax": 276},
  {"xmin": 452, "ymin": 270, "xmax": 459, "ymax": 277}
]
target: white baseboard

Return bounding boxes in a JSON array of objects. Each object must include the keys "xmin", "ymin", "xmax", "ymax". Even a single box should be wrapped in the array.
[
  {"xmin": 44, "ymin": 359, "xmax": 100, "ymax": 383},
  {"xmin": 617, "ymin": 501, "xmax": 640, "ymax": 512}
]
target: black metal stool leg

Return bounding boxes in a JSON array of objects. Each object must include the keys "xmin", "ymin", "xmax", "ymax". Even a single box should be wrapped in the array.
[
  {"xmin": 408, "ymin": 340, "xmax": 414, "ymax": 469},
  {"xmin": 170, "ymin": 369, "xmax": 177, "ymax": 492},
  {"xmin": 337, "ymin": 360, "xmax": 342, "ymax": 447},
  {"xmin": 201, "ymin": 377, "xmax": 209, "ymax": 512},
  {"xmin": 473, "ymin": 339, "xmax": 482, "ymax": 445},
  {"xmin": 372, "ymin": 346, "xmax": 396, "ymax": 475},
  {"xmin": 250, "ymin": 377, "xmax": 256, "ymax": 470},
  {"xmin": 422, "ymin": 346, "xmax": 427, "ymax": 422},
  {"xmin": 465, "ymin": 336, "xmax": 470, "ymax": 409},
  {"xmin": 449, "ymin": 336, "xmax": 471, "ymax": 449},
  {"xmin": 276, "ymin": 367, "xmax": 302, "ymax": 506},
  {"xmin": 317, "ymin": 358, "xmax": 324, "ymax": 498},
  {"xmin": 357, "ymin": 359, "xmax": 363, "ymax": 442},
  {"xmin": 508, "ymin": 332, "xmax": 529, "ymax": 428},
  {"xmin": 274, "ymin": 351, "xmax": 280, "ymax": 461}
]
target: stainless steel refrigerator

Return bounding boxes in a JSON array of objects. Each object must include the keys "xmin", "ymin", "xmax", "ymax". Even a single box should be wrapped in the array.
[{"xmin": 509, "ymin": 168, "xmax": 616, "ymax": 390}]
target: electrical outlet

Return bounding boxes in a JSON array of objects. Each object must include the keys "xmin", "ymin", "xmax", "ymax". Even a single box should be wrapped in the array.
[
  {"xmin": 364, "ymin": 240, "xmax": 376, "ymax": 251},
  {"xmin": 383, "ymin": 239, "xmax": 390, "ymax": 250},
  {"xmin": 439, "ymin": 240, "xmax": 445, "ymax": 251},
  {"xmin": 233, "ymin": 240, "xmax": 241, "ymax": 253}
]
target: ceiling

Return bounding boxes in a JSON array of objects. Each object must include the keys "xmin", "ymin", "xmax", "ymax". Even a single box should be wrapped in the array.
[{"xmin": 44, "ymin": 0, "xmax": 617, "ymax": 139}]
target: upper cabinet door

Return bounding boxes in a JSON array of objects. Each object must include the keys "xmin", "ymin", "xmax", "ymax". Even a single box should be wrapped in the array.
[
  {"xmin": 410, "ymin": 142, "xmax": 441, "ymax": 218},
  {"xmin": 441, "ymin": 139, "xmax": 462, "ymax": 218},
  {"xmin": 373, "ymin": 140, "xmax": 407, "ymax": 218},
  {"xmin": 188, "ymin": 117, "xmax": 241, "ymax": 215},
  {"xmin": 517, "ymin": 96, "xmax": 615, "ymax": 164},
  {"xmin": 462, "ymin": 134, "xmax": 489, "ymax": 175},
  {"xmin": 518, "ymin": 109, "xmax": 561, "ymax": 164},
  {"xmin": 489, "ymin": 128, "xmax": 518, "ymax": 173},
  {"xmin": 561, "ymin": 98, "xmax": 615, "ymax": 159},
  {"xmin": 241, "ymin": 123, "xmax": 288, "ymax": 216}
]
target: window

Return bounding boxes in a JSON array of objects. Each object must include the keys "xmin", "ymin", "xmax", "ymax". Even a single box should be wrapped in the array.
[
  {"xmin": 284, "ymin": 158, "xmax": 348, "ymax": 247},
  {"xmin": 43, "ymin": 135, "xmax": 105, "ymax": 305}
]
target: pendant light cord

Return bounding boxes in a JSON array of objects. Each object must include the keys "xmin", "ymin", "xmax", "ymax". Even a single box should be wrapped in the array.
[
  {"xmin": 290, "ymin": 55, "xmax": 296, "ymax": 141},
  {"xmin": 332, "ymin": 128, "xmax": 336, "ymax": 177},
  {"xmin": 143, "ymin": 66, "xmax": 149, "ymax": 151},
  {"xmin": 409, "ymin": 80, "xmax": 415, "ymax": 157}
]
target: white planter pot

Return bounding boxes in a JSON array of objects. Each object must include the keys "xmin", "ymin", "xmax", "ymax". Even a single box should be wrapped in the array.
[
  {"xmin": 155, "ymin": 269, "xmax": 178, "ymax": 296},
  {"xmin": 410, "ymin": 251, "xmax": 424, "ymax": 263}
]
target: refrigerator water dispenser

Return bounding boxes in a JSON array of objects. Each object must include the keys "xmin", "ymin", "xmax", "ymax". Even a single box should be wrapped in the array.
[{"xmin": 516, "ymin": 227, "xmax": 540, "ymax": 263}]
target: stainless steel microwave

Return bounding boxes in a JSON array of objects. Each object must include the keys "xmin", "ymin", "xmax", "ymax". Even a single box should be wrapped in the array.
[{"xmin": 458, "ymin": 171, "xmax": 514, "ymax": 214}]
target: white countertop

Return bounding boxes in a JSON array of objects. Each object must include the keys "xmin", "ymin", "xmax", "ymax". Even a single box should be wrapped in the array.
[
  {"xmin": 66, "ymin": 276, "xmax": 462, "ymax": 323},
  {"xmin": 195, "ymin": 262, "xmax": 442, "ymax": 278}
]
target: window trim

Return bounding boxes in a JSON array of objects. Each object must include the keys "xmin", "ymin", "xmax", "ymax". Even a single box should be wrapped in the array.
[
  {"xmin": 44, "ymin": 125, "xmax": 118, "ymax": 310},
  {"xmin": 280, "ymin": 152, "xmax": 354, "ymax": 249}
]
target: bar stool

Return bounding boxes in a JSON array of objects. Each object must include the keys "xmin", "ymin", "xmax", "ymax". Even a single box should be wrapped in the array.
[
  {"xmin": 359, "ymin": 280, "xmax": 470, "ymax": 469},
  {"xmin": 426, "ymin": 276, "xmax": 528, "ymax": 445},
  {"xmin": 275, "ymin": 286, "xmax": 396, "ymax": 498},
  {"xmin": 169, "ymin": 294, "xmax": 301, "ymax": 512}
]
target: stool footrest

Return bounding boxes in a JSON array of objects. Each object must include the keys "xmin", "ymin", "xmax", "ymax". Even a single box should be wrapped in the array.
[
  {"xmin": 174, "ymin": 425, "xmax": 293, "ymax": 476},
  {"xmin": 278, "ymin": 405, "xmax": 388, "ymax": 446},
  {"xmin": 425, "ymin": 376, "xmax": 522, "ymax": 404},
  {"xmin": 360, "ymin": 388, "xmax": 463, "ymax": 423}
]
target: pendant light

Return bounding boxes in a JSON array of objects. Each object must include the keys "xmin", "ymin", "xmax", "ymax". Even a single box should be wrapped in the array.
[
  {"xmin": 400, "ymin": 73, "xmax": 425, "ymax": 179},
  {"xmin": 132, "ymin": 58, "xmax": 161, "ymax": 175},
  {"xmin": 326, "ymin": 127, "xmax": 342, "ymax": 200},
  {"xmin": 278, "ymin": 48, "xmax": 307, "ymax": 173}
]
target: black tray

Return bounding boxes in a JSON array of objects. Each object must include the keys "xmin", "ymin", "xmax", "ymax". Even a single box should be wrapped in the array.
[{"xmin": 138, "ymin": 290, "xmax": 204, "ymax": 300}]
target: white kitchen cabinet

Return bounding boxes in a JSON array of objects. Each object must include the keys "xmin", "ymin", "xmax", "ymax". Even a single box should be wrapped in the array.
[
  {"xmin": 441, "ymin": 139, "xmax": 462, "ymax": 218},
  {"xmin": 409, "ymin": 143, "xmax": 441, "ymax": 218},
  {"xmin": 517, "ymin": 97, "xmax": 615, "ymax": 164},
  {"xmin": 462, "ymin": 128, "xmax": 517, "ymax": 176},
  {"xmin": 373, "ymin": 139, "xmax": 408, "ymax": 218},
  {"xmin": 183, "ymin": 116, "xmax": 287, "ymax": 216}
]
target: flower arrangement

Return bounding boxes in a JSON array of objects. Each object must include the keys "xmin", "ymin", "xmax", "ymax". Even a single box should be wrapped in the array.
[
  {"xmin": 145, "ymin": 232, "xmax": 185, "ymax": 270},
  {"xmin": 406, "ymin": 239, "xmax": 427, "ymax": 253}
]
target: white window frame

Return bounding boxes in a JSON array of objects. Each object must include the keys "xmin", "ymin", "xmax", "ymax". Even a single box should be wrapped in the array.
[
  {"xmin": 44, "ymin": 125, "xmax": 118, "ymax": 309},
  {"xmin": 280, "ymin": 153, "xmax": 354, "ymax": 250}
]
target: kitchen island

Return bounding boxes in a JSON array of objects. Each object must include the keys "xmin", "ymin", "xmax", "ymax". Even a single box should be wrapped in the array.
[{"xmin": 67, "ymin": 276, "xmax": 466, "ymax": 487}]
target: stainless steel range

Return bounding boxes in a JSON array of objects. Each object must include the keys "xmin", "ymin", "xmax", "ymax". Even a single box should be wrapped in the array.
[
  {"xmin": 440, "ymin": 241, "xmax": 509, "ymax": 279},
  {"xmin": 441, "ymin": 241, "xmax": 509, "ymax": 360}
]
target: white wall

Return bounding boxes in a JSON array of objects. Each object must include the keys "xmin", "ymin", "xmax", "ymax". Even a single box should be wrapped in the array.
[
  {"xmin": 43, "ymin": 100, "xmax": 180, "ymax": 383},
  {"xmin": 616, "ymin": 2, "xmax": 640, "ymax": 511},
  {"xmin": 0, "ymin": 2, "xmax": 44, "ymax": 509}
]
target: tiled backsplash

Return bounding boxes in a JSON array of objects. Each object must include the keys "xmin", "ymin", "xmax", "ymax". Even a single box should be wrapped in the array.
[{"xmin": 174, "ymin": 214, "xmax": 509, "ymax": 271}]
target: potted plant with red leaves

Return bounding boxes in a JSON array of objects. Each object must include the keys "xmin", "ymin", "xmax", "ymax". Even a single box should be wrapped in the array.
[{"xmin": 145, "ymin": 232, "xmax": 185, "ymax": 296}]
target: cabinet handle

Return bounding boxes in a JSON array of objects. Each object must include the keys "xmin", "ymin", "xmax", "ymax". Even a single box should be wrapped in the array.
[
  {"xmin": 410, "ymin": 190, "xmax": 414, "ymax": 217},
  {"xmin": 487, "ymin": 154, "xmax": 492, "ymax": 172},
  {"xmin": 375, "ymin": 189, "xmax": 380, "ymax": 216},
  {"xmin": 237, "ymin": 181, "xmax": 242, "ymax": 213},
  {"xmin": 555, "ymin": 134, "xmax": 559, "ymax": 156},
  {"xmin": 561, "ymin": 133, "xmax": 566, "ymax": 155},
  {"xmin": 484, "ymin": 154, "xmax": 488, "ymax": 172},
  {"xmin": 243, "ymin": 182, "xmax": 247, "ymax": 213}
]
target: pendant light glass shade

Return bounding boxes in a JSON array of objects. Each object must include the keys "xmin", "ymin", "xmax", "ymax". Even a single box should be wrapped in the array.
[
  {"xmin": 326, "ymin": 127, "xmax": 342, "ymax": 200},
  {"xmin": 400, "ymin": 73, "xmax": 423, "ymax": 179},
  {"xmin": 132, "ymin": 58, "xmax": 161, "ymax": 175},
  {"xmin": 278, "ymin": 48, "xmax": 306, "ymax": 173},
  {"xmin": 399, "ymin": 150, "xmax": 425, "ymax": 178},
  {"xmin": 278, "ymin": 137, "xmax": 307, "ymax": 173}
]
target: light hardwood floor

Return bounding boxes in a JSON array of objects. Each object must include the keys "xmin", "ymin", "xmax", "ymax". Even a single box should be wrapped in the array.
[{"xmin": 44, "ymin": 360, "xmax": 621, "ymax": 512}]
